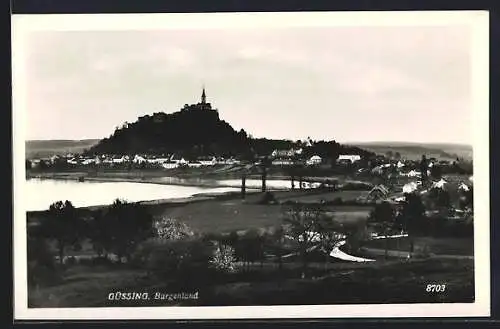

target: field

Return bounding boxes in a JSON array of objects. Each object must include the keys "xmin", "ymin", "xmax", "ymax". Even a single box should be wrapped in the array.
[
  {"xmin": 350, "ymin": 142, "xmax": 472, "ymax": 161},
  {"xmin": 26, "ymin": 139, "xmax": 100, "ymax": 159},
  {"xmin": 28, "ymin": 258, "xmax": 474, "ymax": 307},
  {"xmin": 363, "ymin": 236, "xmax": 474, "ymax": 256},
  {"xmin": 146, "ymin": 192, "xmax": 373, "ymax": 234}
]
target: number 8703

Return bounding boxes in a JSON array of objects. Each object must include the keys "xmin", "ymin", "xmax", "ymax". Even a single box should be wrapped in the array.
[{"xmin": 426, "ymin": 284, "xmax": 446, "ymax": 292}]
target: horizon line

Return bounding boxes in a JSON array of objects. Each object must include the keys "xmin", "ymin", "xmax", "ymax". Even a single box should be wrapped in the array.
[{"xmin": 25, "ymin": 138, "xmax": 472, "ymax": 147}]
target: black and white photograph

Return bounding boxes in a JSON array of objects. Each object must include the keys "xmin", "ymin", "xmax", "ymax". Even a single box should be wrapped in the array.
[{"xmin": 12, "ymin": 11, "xmax": 490, "ymax": 320}]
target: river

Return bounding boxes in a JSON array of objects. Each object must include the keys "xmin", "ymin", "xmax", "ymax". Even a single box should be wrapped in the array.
[{"xmin": 24, "ymin": 178, "xmax": 297, "ymax": 211}]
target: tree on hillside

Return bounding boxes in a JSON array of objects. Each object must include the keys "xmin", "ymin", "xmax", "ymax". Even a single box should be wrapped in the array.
[
  {"xmin": 268, "ymin": 226, "xmax": 287, "ymax": 270},
  {"xmin": 260, "ymin": 156, "xmax": 272, "ymax": 192},
  {"xmin": 394, "ymin": 152, "xmax": 401, "ymax": 160},
  {"xmin": 315, "ymin": 213, "xmax": 345, "ymax": 268},
  {"xmin": 368, "ymin": 201, "xmax": 396, "ymax": 258},
  {"xmin": 397, "ymin": 193, "xmax": 426, "ymax": 253},
  {"xmin": 459, "ymin": 186, "xmax": 473, "ymax": 211},
  {"xmin": 385, "ymin": 151, "xmax": 394, "ymax": 159},
  {"xmin": 283, "ymin": 204, "xmax": 326, "ymax": 276},
  {"xmin": 38, "ymin": 200, "xmax": 84, "ymax": 265},
  {"xmin": 99, "ymin": 199, "xmax": 155, "ymax": 262},
  {"xmin": 430, "ymin": 165, "xmax": 442, "ymax": 179},
  {"xmin": 429, "ymin": 187, "xmax": 451, "ymax": 213},
  {"xmin": 419, "ymin": 155, "xmax": 429, "ymax": 183},
  {"xmin": 235, "ymin": 229, "xmax": 265, "ymax": 271}
]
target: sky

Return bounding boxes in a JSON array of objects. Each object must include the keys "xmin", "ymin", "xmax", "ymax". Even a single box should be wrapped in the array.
[{"xmin": 23, "ymin": 24, "xmax": 472, "ymax": 144}]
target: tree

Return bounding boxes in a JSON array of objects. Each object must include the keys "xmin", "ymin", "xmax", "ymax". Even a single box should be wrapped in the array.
[
  {"xmin": 283, "ymin": 204, "xmax": 325, "ymax": 276},
  {"xmin": 39, "ymin": 200, "xmax": 83, "ymax": 265},
  {"xmin": 430, "ymin": 165, "xmax": 442, "ymax": 179},
  {"xmin": 420, "ymin": 155, "xmax": 429, "ymax": 183},
  {"xmin": 394, "ymin": 152, "xmax": 401, "ymax": 160},
  {"xmin": 235, "ymin": 229, "xmax": 265, "ymax": 271},
  {"xmin": 429, "ymin": 187, "xmax": 451, "ymax": 213},
  {"xmin": 315, "ymin": 213, "xmax": 345, "ymax": 268},
  {"xmin": 26, "ymin": 159, "xmax": 32, "ymax": 170},
  {"xmin": 397, "ymin": 193, "xmax": 426, "ymax": 253},
  {"xmin": 101, "ymin": 199, "xmax": 155, "ymax": 262},
  {"xmin": 260, "ymin": 156, "xmax": 272, "ymax": 192},
  {"xmin": 210, "ymin": 242, "xmax": 237, "ymax": 273},
  {"xmin": 154, "ymin": 217, "xmax": 194, "ymax": 242},
  {"xmin": 385, "ymin": 151, "xmax": 394, "ymax": 159},
  {"xmin": 268, "ymin": 226, "xmax": 287, "ymax": 270},
  {"xmin": 368, "ymin": 202, "xmax": 396, "ymax": 258}
]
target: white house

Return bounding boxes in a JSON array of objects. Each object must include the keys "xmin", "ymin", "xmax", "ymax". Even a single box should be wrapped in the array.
[
  {"xmin": 306, "ymin": 155, "xmax": 322, "ymax": 166},
  {"xmin": 162, "ymin": 162, "xmax": 179, "ymax": 169},
  {"xmin": 397, "ymin": 161, "xmax": 405, "ymax": 169},
  {"xmin": 187, "ymin": 161, "xmax": 203, "ymax": 168},
  {"xmin": 133, "ymin": 155, "xmax": 147, "ymax": 164},
  {"xmin": 458, "ymin": 182, "xmax": 470, "ymax": 192},
  {"xmin": 403, "ymin": 181, "xmax": 418, "ymax": 194},
  {"xmin": 406, "ymin": 170, "xmax": 421, "ymax": 178},
  {"xmin": 198, "ymin": 156, "xmax": 217, "ymax": 166},
  {"xmin": 147, "ymin": 157, "xmax": 170, "ymax": 164},
  {"xmin": 432, "ymin": 178, "xmax": 448, "ymax": 189},
  {"xmin": 272, "ymin": 159, "xmax": 294, "ymax": 166},
  {"xmin": 81, "ymin": 158, "xmax": 95, "ymax": 165},
  {"xmin": 170, "ymin": 155, "xmax": 188, "ymax": 165},
  {"xmin": 337, "ymin": 155, "xmax": 361, "ymax": 163}
]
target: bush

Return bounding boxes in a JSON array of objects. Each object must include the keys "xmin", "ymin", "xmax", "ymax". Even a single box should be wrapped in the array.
[
  {"xmin": 27, "ymin": 236, "xmax": 61, "ymax": 287},
  {"xmin": 340, "ymin": 182, "xmax": 373, "ymax": 191},
  {"xmin": 257, "ymin": 192, "xmax": 278, "ymax": 205},
  {"xmin": 209, "ymin": 242, "xmax": 238, "ymax": 273},
  {"xmin": 143, "ymin": 239, "xmax": 215, "ymax": 289}
]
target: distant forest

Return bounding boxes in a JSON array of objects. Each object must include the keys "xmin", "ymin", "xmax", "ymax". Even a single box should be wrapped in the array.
[{"xmin": 85, "ymin": 104, "xmax": 374, "ymax": 161}]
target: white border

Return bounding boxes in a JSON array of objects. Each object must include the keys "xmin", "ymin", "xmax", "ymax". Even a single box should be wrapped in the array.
[{"xmin": 12, "ymin": 11, "xmax": 490, "ymax": 320}]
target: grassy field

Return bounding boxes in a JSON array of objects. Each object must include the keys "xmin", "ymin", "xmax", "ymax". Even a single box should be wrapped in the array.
[
  {"xmin": 363, "ymin": 236, "xmax": 474, "ymax": 256},
  {"xmin": 149, "ymin": 197, "xmax": 372, "ymax": 234},
  {"xmin": 28, "ymin": 258, "xmax": 474, "ymax": 307}
]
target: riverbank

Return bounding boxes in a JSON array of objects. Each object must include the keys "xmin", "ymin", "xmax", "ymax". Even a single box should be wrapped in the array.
[{"xmin": 26, "ymin": 170, "xmax": 295, "ymax": 190}]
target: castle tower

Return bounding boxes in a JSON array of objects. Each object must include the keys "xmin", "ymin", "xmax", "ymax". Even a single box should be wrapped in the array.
[{"xmin": 201, "ymin": 86, "xmax": 207, "ymax": 104}]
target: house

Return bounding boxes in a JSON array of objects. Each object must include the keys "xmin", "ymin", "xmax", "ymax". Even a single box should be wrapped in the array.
[
  {"xmin": 271, "ymin": 148, "xmax": 302, "ymax": 158},
  {"xmin": 49, "ymin": 155, "xmax": 62, "ymax": 164},
  {"xmin": 458, "ymin": 182, "xmax": 470, "ymax": 192},
  {"xmin": 162, "ymin": 162, "xmax": 179, "ymax": 169},
  {"xmin": 187, "ymin": 161, "xmax": 203, "ymax": 168},
  {"xmin": 170, "ymin": 155, "xmax": 188, "ymax": 165},
  {"xmin": 197, "ymin": 156, "xmax": 217, "ymax": 166},
  {"xmin": 306, "ymin": 155, "xmax": 322, "ymax": 166},
  {"xmin": 81, "ymin": 158, "xmax": 95, "ymax": 165},
  {"xmin": 406, "ymin": 170, "xmax": 421, "ymax": 178},
  {"xmin": 403, "ymin": 181, "xmax": 419, "ymax": 194},
  {"xmin": 367, "ymin": 185, "xmax": 390, "ymax": 201},
  {"xmin": 371, "ymin": 166, "xmax": 384, "ymax": 175},
  {"xmin": 133, "ymin": 155, "xmax": 147, "ymax": 164},
  {"xmin": 112, "ymin": 156, "xmax": 127, "ymax": 164},
  {"xmin": 147, "ymin": 157, "xmax": 170, "ymax": 164},
  {"xmin": 396, "ymin": 161, "xmax": 405, "ymax": 169},
  {"xmin": 272, "ymin": 158, "xmax": 294, "ymax": 166},
  {"xmin": 337, "ymin": 154, "xmax": 361, "ymax": 163},
  {"xmin": 432, "ymin": 178, "xmax": 448, "ymax": 189},
  {"xmin": 271, "ymin": 149, "xmax": 293, "ymax": 158}
]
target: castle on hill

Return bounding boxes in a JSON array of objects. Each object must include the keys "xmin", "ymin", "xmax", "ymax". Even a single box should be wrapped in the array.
[{"xmin": 182, "ymin": 87, "xmax": 216, "ymax": 112}]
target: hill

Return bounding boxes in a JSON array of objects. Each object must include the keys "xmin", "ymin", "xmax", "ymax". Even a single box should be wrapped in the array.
[
  {"xmin": 348, "ymin": 142, "xmax": 473, "ymax": 161},
  {"xmin": 84, "ymin": 96, "xmax": 373, "ymax": 161},
  {"xmin": 26, "ymin": 139, "xmax": 100, "ymax": 159}
]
